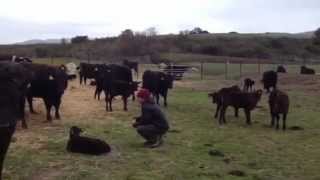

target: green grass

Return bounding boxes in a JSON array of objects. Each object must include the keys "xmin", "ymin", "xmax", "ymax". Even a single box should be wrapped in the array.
[{"xmin": 3, "ymin": 78, "xmax": 320, "ymax": 180}]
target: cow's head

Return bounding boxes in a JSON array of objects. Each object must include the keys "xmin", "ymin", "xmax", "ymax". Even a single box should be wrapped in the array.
[
  {"xmin": 129, "ymin": 81, "xmax": 141, "ymax": 92},
  {"xmin": 69, "ymin": 126, "xmax": 83, "ymax": 138},
  {"xmin": 162, "ymin": 74, "xmax": 174, "ymax": 89},
  {"xmin": 208, "ymin": 92, "xmax": 219, "ymax": 104}
]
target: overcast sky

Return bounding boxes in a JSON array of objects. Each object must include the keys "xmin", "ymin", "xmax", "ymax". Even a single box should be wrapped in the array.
[{"xmin": 0, "ymin": 0, "xmax": 319, "ymax": 44}]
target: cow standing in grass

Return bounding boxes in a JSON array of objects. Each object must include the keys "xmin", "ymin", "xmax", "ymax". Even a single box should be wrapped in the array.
[
  {"xmin": 79, "ymin": 63, "xmax": 97, "ymax": 85},
  {"xmin": 22, "ymin": 63, "xmax": 68, "ymax": 123},
  {"xmin": 208, "ymin": 85, "xmax": 241, "ymax": 119},
  {"xmin": 262, "ymin": 71, "xmax": 278, "ymax": 92},
  {"xmin": 269, "ymin": 89, "xmax": 289, "ymax": 130},
  {"xmin": 97, "ymin": 64, "xmax": 139, "ymax": 111},
  {"xmin": 218, "ymin": 90, "xmax": 263, "ymax": 125},
  {"xmin": 277, "ymin": 65, "xmax": 286, "ymax": 73},
  {"xmin": 142, "ymin": 70, "xmax": 174, "ymax": 107},
  {"xmin": 243, "ymin": 78, "xmax": 255, "ymax": 92}
]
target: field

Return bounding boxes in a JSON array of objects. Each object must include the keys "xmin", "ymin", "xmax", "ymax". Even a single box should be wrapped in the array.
[{"xmin": 3, "ymin": 60, "xmax": 320, "ymax": 180}]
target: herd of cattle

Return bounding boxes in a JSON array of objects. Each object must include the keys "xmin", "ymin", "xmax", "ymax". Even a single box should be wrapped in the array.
[
  {"xmin": 209, "ymin": 70, "xmax": 289, "ymax": 130},
  {"xmin": 0, "ymin": 56, "xmax": 316, "ymax": 131}
]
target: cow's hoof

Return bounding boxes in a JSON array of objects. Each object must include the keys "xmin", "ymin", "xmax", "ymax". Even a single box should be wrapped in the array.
[
  {"xmin": 22, "ymin": 124, "xmax": 28, "ymax": 129},
  {"xmin": 43, "ymin": 120, "xmax": 52, "ymax": 123}
]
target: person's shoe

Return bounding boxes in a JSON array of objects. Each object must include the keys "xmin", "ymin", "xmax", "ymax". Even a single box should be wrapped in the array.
[
  {"xmin": 143, "ymin": 140, "xmax": 155, "ymax": 147},
  {"xmin": 149, "ymin": 136, "xmax": 163, "ymax": 148}
]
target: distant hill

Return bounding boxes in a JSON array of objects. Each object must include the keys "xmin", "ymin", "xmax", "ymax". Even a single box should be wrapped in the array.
[
  {"xmin": 187, "ymin": 31, "xmax": 315, "ymax": 40},
  {"xmin": 15, "ymin": 38, "xmax": 70, "ymax": 45}
]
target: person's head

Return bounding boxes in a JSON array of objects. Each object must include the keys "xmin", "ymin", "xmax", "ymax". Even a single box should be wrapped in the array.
[{"xmin": 136, "ymin": 88, "xmax": 151, "ymax": 104}]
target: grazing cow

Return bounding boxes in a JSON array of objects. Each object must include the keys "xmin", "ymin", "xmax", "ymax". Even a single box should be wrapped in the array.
[
  {"xmin": 243, "ymin": 78, "xmax": 255, "ymax": 92},
  {"xmin": 269, "ymin": 90, "xmax": 289, "ymax": 130},
  {"xmin": 67, "ymin": 126, "xmax": 111, "ymax": 155},
  {"xmin": 219, "ymin": 90, "xmax": 263, "ymax": 125},
  {"xmin": 277, "ymin": 65, "xmax": 286, "ymax": 73},
  {"xmin": 79, "ymin": 63, "xmax": 97, "ymax": 85},
  {"xmin": 22, "ymin": 63, "xmax": 68, "ymax": 122},
  {"xmin": 98, "ymin": 64, "xmax": 140, "ymax": 111},
  {"xmin": 208, "ymin": 85, "xmax": 241, "ymax": 119},
  {"xmin": 0, "ymin": 62, "xmax": 31, "ymax": 179},
  {"xmin": 142, "ymin": 70, "xmax": 174, "ymax": 107},
  {"xmin": 300, "ymin": 66, "xmax": 315, "ymax": 75},
  {"xmin": 162, "ymin": 64, "xmax": 190, "ymax": 80},
  {"xmin": 123, "ymin": 59, "xmax": 138, "ymax": 75},
  {"xmin": 261, "ymin": 70, "xmax": 278, "ymax": 92}
]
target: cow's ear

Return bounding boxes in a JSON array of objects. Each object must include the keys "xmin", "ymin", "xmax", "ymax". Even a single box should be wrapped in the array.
[
  {"xmin": 94, "ymin": 67, "xmax": 98, "ymax": 71},
  {"xmin": 49, "ymin": 75, "xmax": 55, "ymax": 80},
  {"xmin": 160, "ymin": 77, "xmax": 165, "ymax": 80}
]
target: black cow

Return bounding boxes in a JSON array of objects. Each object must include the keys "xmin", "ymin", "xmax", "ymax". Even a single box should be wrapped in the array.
[
  {"xmin": 79, "ymin": 63, "xmax": 97, "ymax": 85},
  {"xmin": 269, "ymin": 89, "xmax": 289, "ymax": 130},
  {"xmin": 123, "ymin": 59, "xmax": 138, "ymax": 75},
  {"xmin": 219, "ymin": 90, "xmax": 263, "ymax": 125},
  {"xmin": 243, "ymin": 78, "xmax": 255, "ymax": 92},
  {"xmin": 300, "ymin": 66, "xmax": 315, "ymax": 75},
  {"xmin": 162, "ymin": 64, "xmax": 190, "ymax": 80},
  {"xmin": 98, "ymin": 64, "xmax": 139, "ymax": 111},
  {"xmin": 0, "ymin": 62, "xmax": 31, "ymax": 180},
  {"xmin": 208, "ymin": 85, "xmax": 241, "ymax": 119},
  {"xmin": 277, "ymin": 65, "xmax": 286, "ymax": 73},
  {"xmin": 22, "ymin": 63, "xmax": 68, "ymax": 122},
  {"xmin": 142, "ymin": 70, "xmax": 174, "ymax": 107},
  {"xmin": 261, "ymin": 70, "xmax": 278, "ymax": 92}
]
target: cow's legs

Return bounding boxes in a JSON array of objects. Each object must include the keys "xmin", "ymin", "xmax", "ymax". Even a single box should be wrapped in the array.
[
  {"xmin": 109, "ymin": 96, "xmax": 113, "ymax": 112},
  {"xmin": 244, "ymin": 109, "xmax": 251, "ymax": 125},
  {"xmin": 276, "ymin": 114, "xmax": 280, "ymax": 130},
  {"xmin": 214, "ymin": 104, "xmax": 220, "ymax": 119},
  {"xmin": 43, "ymin": 99, "xmax": 53, "ymax": 122},
  {"xmin": 219, "ymin": 106, "xmax": 227, "ymax": 124},
  {"xmin": 282, "ymin": 113, "xmax": 287, "ymax": 131},
  {"xmin": 271, "ymin": 113, "xmax": 275, "ymax": 127},
  {"xmin": 234, "ymin": 107, "xmax": 239, "ymax": 118},
  {"xmin": 84, "ymin": 77, "xmax": 87, "ymax": 85},
  {"xmin": 132, "ymin": 93, "xmax": 135, "ymax": 101},
  {"xmin": 27, "ymin": 96, "xmax": 37, "ymax": 114},
  {"xmin": 123, "ymin": 96, "xmax": 128, "ymax": 111},
  {"xmin": 162, "ymin": 91, "xmax": 168, "ymax": 107},
  {"xmin": 105, "ymin": 93, "xmax": 109, "ymax": 111},
  {"xmin": 54, "ymin": 98, "xmax": 61, "ymax": 120},
  {"xmin": 19, "ymin": 97, "xmax": 27, "ymax": 129},
  {"xmin": 155, "ymin": 94, "xmax": 160, "ymax": 105}
]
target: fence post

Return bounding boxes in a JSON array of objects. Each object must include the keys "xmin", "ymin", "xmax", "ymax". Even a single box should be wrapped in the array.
[
  {"xmin": 240, "ymin": 61, "xmax": 242, "ymax": 78},
  {"xmin": 200, "ymin": 61, "xmax": 204, "ymax": 80},
  {"xmin": 225, "ymin": 60, "xmax": 228, "ymax": 80},
  {"xmin": 258, "ymin": 59, "xmax": 261, "ymax": 74},
  {"xmin": 51, "ymin": 56, "xmax": 53, "ymax": 65}
]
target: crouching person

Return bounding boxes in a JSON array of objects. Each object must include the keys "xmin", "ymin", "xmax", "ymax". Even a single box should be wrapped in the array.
[{"xmin": 133, "ymin": 89, "xmax": 169, "ymax": 148}]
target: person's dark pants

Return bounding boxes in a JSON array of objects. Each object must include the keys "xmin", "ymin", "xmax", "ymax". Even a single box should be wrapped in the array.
[
  {"xmin": 136, "ymin": 125, "xmax": 165, "ymax": 143},
  {"xmin": 0, "ymin": 126, "xmax": 16, "ymax": 180}
]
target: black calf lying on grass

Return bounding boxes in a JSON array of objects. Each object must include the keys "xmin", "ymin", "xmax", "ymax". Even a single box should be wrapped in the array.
[
  {"xmin": 269, "ymin": 90, "xmax": 289, "ymax": 130},
  {"xmin": 67, "ymin": 126, "xmax": 111, "ymax": 155},
  {"xmin": 208, "ymin": 85, "xmax": 241, "ymax": 119},
  {"xmin": 243, "ymin": 78, "xmax": 255, "ymax": 92},
  {"xmin": 219, "ymin": 90, "xmax": 263, "ymax": 125}
]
